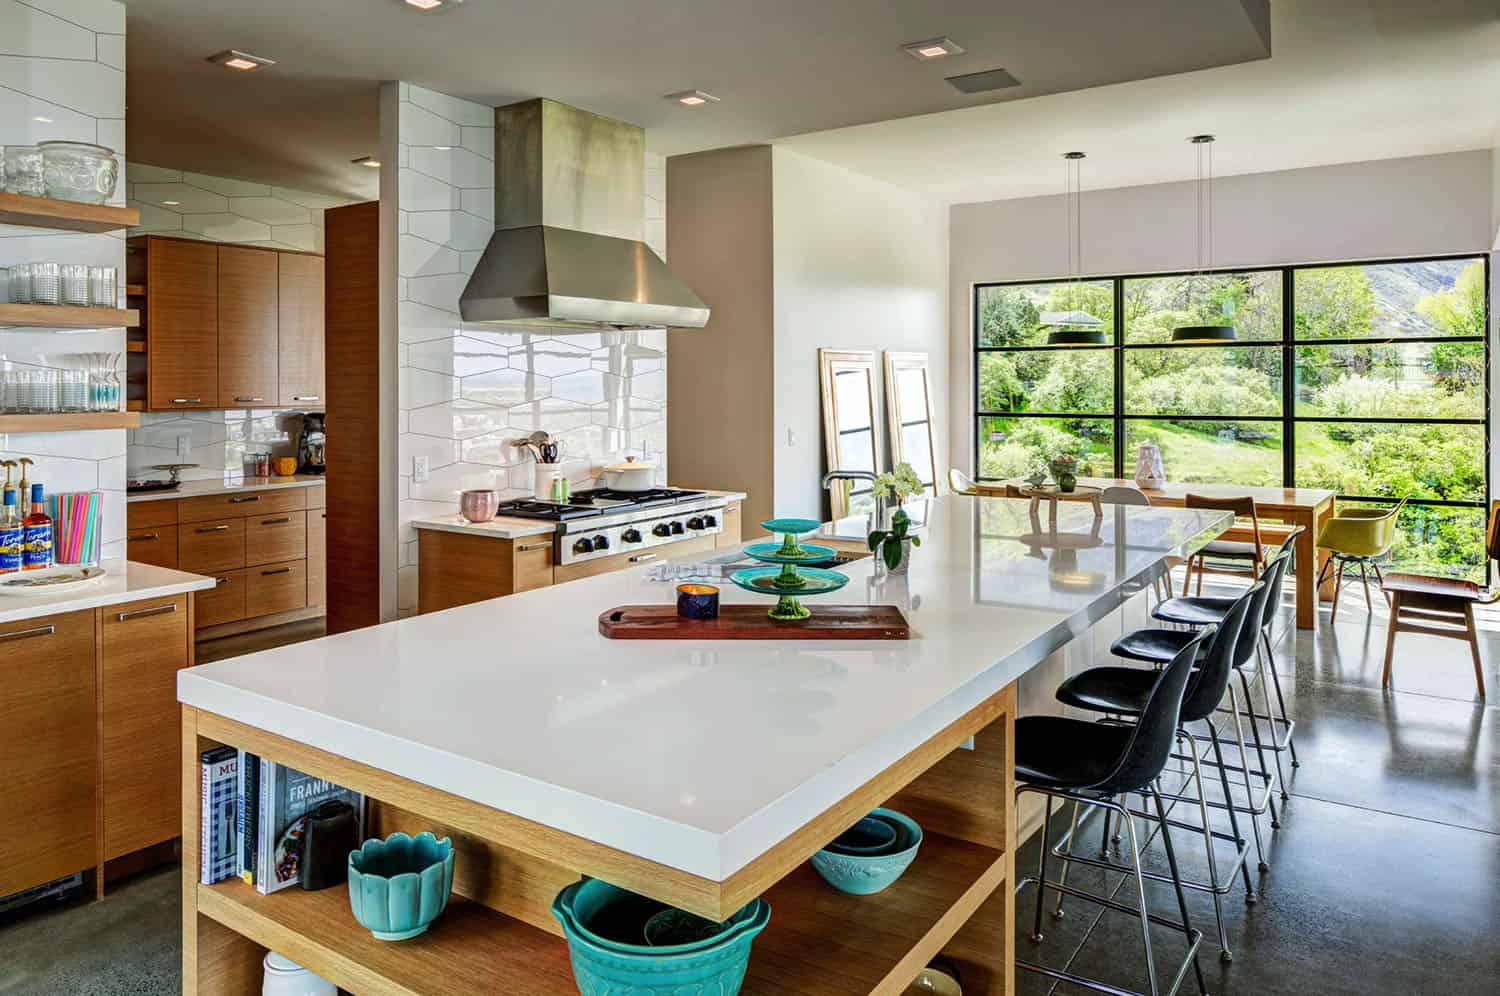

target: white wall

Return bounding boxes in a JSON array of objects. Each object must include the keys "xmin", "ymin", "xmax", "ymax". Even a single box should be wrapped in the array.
[
  {"xmin": 0, "ymin": 0, "xmax": 127, "ymax": 557},
  {"xmin": 385, "ymin": 84, "xmax": 669, "ymax": 616},
  {"xmin": 126, "ymin": 164, "xmax": 350, "ymax": 252},
  {"xmin": 771, "ymin": 148, "xmax": 949, "ymax": 517},
  {"xmin": 947, "ymin": 149, "xmax": 1497, "ymax": 471}
]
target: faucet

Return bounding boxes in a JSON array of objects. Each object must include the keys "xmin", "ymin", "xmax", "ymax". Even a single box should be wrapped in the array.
[{"xmin": 822, "ymin": 470, "xmax": 887, "ymax": 526}]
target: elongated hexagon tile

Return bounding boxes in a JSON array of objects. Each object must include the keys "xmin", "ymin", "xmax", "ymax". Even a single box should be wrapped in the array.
[
  {"xmin": 400, "ymin": 300, "xmax": 461, "ymax": 343},
  {"xmin": 552, "ymin": 369, "xmax": 622, "ymax": 405},
  {"xmin": 406, "ymin": 273, "xmax": 467, "ymax": 312},
  {"xmin": 630, "ymin": 369, "xmax": 667, "ymax": 403},
  {"xmin": 229, "ymin": 196, "xmax": 311, "ymax": 226},
  {"xmin": 126, "ymin": 162, "xmax": 182, "ymax": 183},
  {"xmin": 557, "ymin": 423, "xmax": 622, "ymax": 466},
  {"xmin": 593, "ymin": 396, "xmax": 663, "ymax": 430},
  {"xmin": 409, "ymin": 460, "xmax": 504, "ymax": 503},
  {"xmin": 510, "ymin": 341, "xmax": 593, "ymax": 379},
  {"xmin": 400, "ymin": 234, "xmax": 461, "ymax": 278},
  {"xmin": 132, "ymin": 182, "xmax": 227, "ymax": 213},
  {"xmin": 407, "ymin": 209, "xmax": 493, "ymax": 252},
  {"xmin": 407, "ymin": 399, "xmax": 508, "ymax": 441},
  {"xmin": 402, "ymin": 366, "xmax": 458, "ymax": 409},
  {"xmin": 399, "ymin": 102, "xmax": 460, "ymax": 148},
  {"xmin": 182, "ymin": 213, "xmax": 272, "ymax": 243},
  {"xmin": 0, "ymin": 1, "xmax": 96, "ymax": 60},
  {"xmin": 506, "ymin": 398, "xmax": 592, "ymax": 433},
  {"xmin": 408, "ymin": 84, "xmax": 493, "ymax": 127},
  {"xmin": 185, "ymin": 173, "xmax": 272, "ymax": 197},
  {"xmin": 460, "ymin": 126, "xmax": 494, "ymax": 160},
  {"xmin": 409, "ymin": 146, "xmax": 492, "ymax": 189},
  {"xmin": 460, "ymin": 187, "xmax": 493, "ymax": 220},
  {"xmin": 399, "ymin": 170, "xmax": 460, "ymax": 212},
  {"xmin": 399, "ymin": 433, "xmax": 461, "ymax": 472},
  {"xmin": 460, "ymin": 368, "xmax": 551, "ymax": 407},
  {"xmin": 460, "ymin": 431, "xmax": 528, "ymax": 468}
]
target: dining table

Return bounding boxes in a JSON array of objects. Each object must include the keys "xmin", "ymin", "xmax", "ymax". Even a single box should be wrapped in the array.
[{"xmin": 991, "ymin": 478, "xmax": 1337, "ymax": 630}]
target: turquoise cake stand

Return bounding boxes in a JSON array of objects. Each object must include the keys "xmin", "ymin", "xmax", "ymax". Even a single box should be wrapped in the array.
[{"xmin": 732, "ymin": 519, "xmax": 849, "ymax": 620}]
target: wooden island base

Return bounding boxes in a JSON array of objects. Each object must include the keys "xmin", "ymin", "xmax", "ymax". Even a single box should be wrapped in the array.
[{"xmin": 181, "ymin": 684, "xmax": 1017, "ymax": 995}]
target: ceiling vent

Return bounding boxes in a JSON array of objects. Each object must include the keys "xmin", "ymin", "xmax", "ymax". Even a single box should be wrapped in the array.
[{"xmin": 945, "ymin": 68, "xmax": 1021, "ymax": 94}]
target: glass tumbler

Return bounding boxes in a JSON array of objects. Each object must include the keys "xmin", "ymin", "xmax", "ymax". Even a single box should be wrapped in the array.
[
  {"xmin": 30, "ymin": 263, "xmax": 61, "ymax": 305},
  {"xmin": 88, "ymin": 266, "xmax": 117, "ymax": 308},
  {"xmin": 2, "ymin": 145, "xmax": 44, "ymax": 196},
  {"xmin": 60, "ymin": 264, "xmax": 90, "ymax": 306},
  {"xmin": 60, "ymin": 369, "xmax": 88, "ymax": 412},
  {"xmin": 8, "ymin": 263, "xmax": 32, "ymax": 305}
]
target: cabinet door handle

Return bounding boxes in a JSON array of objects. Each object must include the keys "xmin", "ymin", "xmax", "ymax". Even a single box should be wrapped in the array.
[
  {"xmin": 293, "ymin": 395, "xmax": 320, "ymax": 402},
  {"xmin": 628, "ymin": 553, "xmax": 657, "ymax": 563},
  {"xmin": 0, "ymin": 623, "xmax": 55, "ymax": 642},
  {"xmin": 128, "ymin": 532, "xmax": 160, "ymax": 542},
  {"xmin": 196, "ymin": 524, "xmax": 230, "ymax": 533},
  {"xmin": 260, "ymin": 567, "xmax": 292, "ymax": 576},
  {"xmin": 260, "ymin": 517, "xmax": 292, "ymax": 525},
  {"xmin": 117, "ymin": 603, "xmax": 177, "ymax": 622},
  {"xmin": 170, "ymin": 397, "xmax": 201, "ymax": 404},
  {"xmin": 516, "ymin": 541, "xmax": 551, "ymax": 552},
  {"xmin": 234, "ymin": 396, "xmax": 264, "ymax": 403},
  {"xmin": 215, "ymin": 577, "xmax": 231, "ymax": 585},
  {"xmin": 229, "ymin": 495, "xmax": 260, "ymax": 504}
]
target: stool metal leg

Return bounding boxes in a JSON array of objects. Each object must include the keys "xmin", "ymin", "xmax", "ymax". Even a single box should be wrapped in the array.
[
  {"xmin": 1261, "ymin": 628, "xmax": 1301, "ymax": 768},
  {"xmin": 1151, "ymin": 786, "xmax": 1209, "ymax": 995},
  {"xmin": 1235, "ymin": 667, "xmax": 1282, "ymax": 828},
  {"xmin": 1032, "ymin": 794, "xmax": 1055, "ymax": 943},
  {"xmin": 1054, "ymin": 799, "xmax": 1082, "ymax": 920},
  {"xmin": 1226, "ymin": 682, "xmax": 1269, "ymax": 872},
  {"xmin": 1119, "ymin": 801, "xmax": 1161, "ymax": 996},
  {"xmin": 1204, "ymin": 719, "xmax": 1257, "ymax": 903},
  {"xmin": 1181, "ymin": 733, "xmax": 1231, "ymax": 962},
  {"xmin": 1254, "ymin": 650, "xmax": 1292, "ymax": 801}
]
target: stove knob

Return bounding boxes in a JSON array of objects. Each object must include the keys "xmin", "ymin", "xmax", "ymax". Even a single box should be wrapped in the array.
[
  {"xmin": 703, "ymin": 514, "xmax": 718, "ymax": 527},
  {"xmin": 652, "ymin": 523, "xmax": 672, "ymax": 538},
  {"xmin": 670, "ymin": 520, "xmax": 685, "ymax": 535},
  {"xmin": 572, "ymin": 537, "xmax": 595, "ymax": 554},
  {"xmin": 622, "ymin": 528, "xmax": 643, "ymax": 543},
  {"xmin": 592, "ymin": 534, "xmax": 610, "ymax": 551},
  {"xmin": 686, "ymin": 516, "xmax": 705, "ymax": 530}
]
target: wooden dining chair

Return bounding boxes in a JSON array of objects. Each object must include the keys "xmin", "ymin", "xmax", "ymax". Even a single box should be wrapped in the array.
[{"xmin": 1183, "ymin": 494, "xmax": 1265, "ymax": 595}]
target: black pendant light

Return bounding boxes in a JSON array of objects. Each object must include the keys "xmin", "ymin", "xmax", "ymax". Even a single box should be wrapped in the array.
[
  {"xmin": 1172, "ymin": 135, "xmax": 1236, "ymax": 344},
  {"xmin": 1046, "ymin": 151, "xmax": 1106, "ymax": 347}
]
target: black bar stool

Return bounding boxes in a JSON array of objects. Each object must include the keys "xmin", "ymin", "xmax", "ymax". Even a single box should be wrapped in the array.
[
  {"xmin": 1052, "ymin": 580, "xmax": 1266, "ymax": 962},
  {"xmin": 1015, "ymin": 628, "xmax": 1214, "ymax": 996}
]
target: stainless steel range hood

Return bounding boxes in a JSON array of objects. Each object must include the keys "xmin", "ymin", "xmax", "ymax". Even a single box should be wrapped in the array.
[{"xmin": 458, "ymin": 99, "xmax": 710, "ymax": 332}]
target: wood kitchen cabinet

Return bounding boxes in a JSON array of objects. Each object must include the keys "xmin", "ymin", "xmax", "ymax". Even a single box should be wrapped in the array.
[
  {"xmin": 0, "ymin": 610, "xmax": 97, "ymax": 897},
  {"xmin": 715, "ymin": 501, "xmax": 742, "ymax": 548},
  {"xmin": 306, "ymin": 503, "xmax": 327, "ymax": 607},
  {"xmin": 217, "ymin": 245, "xmax": 280, "ymax": 407},
  {"xmin": 279, "ymin": 252, "xmax": 325, "ymax": 407},
  {"xmin": 101, "ymin": 595, "xmax": 191, "ymax": 860},
  {"xmin": 417, "ymin": 530, "xmax": 557, "ymax": 614},
  {"xmin": 139, "ymin": 237, "xmax": 219, "ymax": 410}
]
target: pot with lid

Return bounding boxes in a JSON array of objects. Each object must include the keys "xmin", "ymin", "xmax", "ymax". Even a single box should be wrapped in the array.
[{"xmin": 602, "ymin": 456, "xmax": 656, "ymax": 492}]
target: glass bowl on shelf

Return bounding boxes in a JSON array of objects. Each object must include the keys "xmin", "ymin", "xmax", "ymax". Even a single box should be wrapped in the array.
[
  {"xmin": 2, "ymin": 145, "xmax": 44, "ymax": 196},
  {"xmin": 39, "ymin": 141, "xmax": 118, "ymax": 204}
]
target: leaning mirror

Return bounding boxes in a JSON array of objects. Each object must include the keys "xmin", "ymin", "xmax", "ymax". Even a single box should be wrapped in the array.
[
  {"xmin": 883, "ymin": 351, "xmax": 937, "ymax": 496},
  {"xmin": 819, "ymin": 349, "xmax": 880, "ymax": 520}
]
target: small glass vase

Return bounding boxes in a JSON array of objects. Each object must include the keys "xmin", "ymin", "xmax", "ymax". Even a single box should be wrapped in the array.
[
  {"xmin": 878, "ymin": 537, "xmax": 913, "ymax": 576},
  {"xmin": 1055, "ymin": 471, "xmax": 1078, "ymax": 493}
]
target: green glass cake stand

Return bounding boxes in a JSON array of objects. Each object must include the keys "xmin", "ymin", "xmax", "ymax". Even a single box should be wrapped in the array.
[{"xmin": 733, "ymin": 518, "xmax": 849, "ymax": 620}]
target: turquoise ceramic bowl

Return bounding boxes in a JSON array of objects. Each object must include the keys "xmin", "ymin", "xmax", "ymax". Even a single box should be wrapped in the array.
[
  {"xmin": 347, "ymin": 832, "xmax": 455, "ymax": 941},
  {"xmin": 552, "ymin": 879, "xmax": 771, "ymax": 995},
  {"xmin": 761, "ymin": 517, "xmax": 821, "ymax": 536},
  {"xmin": 826, "ymin": 815, "xmax": 899, "ymax": 856},
  {"xmin": 810, "ymin": 808, "xmax": 922, "ymax": 895}
]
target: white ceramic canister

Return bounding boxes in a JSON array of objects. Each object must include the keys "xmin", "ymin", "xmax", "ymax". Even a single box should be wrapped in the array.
[
  {"xmin": 262, "ymin": 952, "xmax": 336, "ymax": 996},
  {"xmin": 534, "ymin": 463, "xmax": 561, "ymax": 500}
]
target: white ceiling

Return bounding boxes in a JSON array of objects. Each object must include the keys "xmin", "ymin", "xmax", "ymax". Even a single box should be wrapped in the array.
[
  {"xmin": 779, "ymin": 0, "xmax": 1500, "ymax": 205},
  {"xmin": 123, "ymin": 0, "xmax": 1272, "ymax": 200}
]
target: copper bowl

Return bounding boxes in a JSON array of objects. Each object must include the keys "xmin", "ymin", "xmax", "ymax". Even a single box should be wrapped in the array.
[{"xmin": 459, "ymin": 489, "xmax": 500, "ymax": 523}]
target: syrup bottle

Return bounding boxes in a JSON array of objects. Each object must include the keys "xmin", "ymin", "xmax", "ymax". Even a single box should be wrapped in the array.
[
  {"xmin": 0, "ymin": 473, "xmax": 21, "ymax": 575},
  {"xmin": 21, "ymin": 482, "xmax": 52, "ymax": 571}
]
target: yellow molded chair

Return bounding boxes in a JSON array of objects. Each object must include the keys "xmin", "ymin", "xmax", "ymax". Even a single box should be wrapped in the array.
[
  {"xmin": 948, "ymin": 468, "xmax": 1008, "ymax": 498},
  {"xmin": 1316, "ymin": 497, "xmax": 1407, "ymax": 621}
]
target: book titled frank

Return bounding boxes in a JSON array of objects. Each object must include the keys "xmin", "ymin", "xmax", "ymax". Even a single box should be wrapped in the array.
[{"xmin": 255, "ymin": 760, "xmax": 364, "ymax": 895}]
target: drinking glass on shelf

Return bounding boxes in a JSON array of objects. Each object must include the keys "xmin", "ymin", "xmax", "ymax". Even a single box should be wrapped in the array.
[
  {"xmin": 88, "ymin": 266, "xmax": 117, "ymax": 308},
  {"xmin": 30, "ymin": 263, "xmax": 60, "ymax": 305},
  {"xmin": 59, "ymin": 369, "xmax": 87, "ymax": 411},
  {"xmin": 8, "ymin": 263, "xmax": 32, "ymax": 305},
  {"xmin": 60, "ymin": 264, "xmax": 89, "ymax": 306},
  {"xmin": 2, "ymin": 145, "xmax": 44, "ymax": 196}
]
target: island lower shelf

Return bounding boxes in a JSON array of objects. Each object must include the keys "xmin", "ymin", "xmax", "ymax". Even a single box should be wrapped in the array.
[{"xmin": 182, "ymin": 684, "xmax": 1017, "ymax": 995}]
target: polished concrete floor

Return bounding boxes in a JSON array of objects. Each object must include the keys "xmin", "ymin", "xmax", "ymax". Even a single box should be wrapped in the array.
[{"xmin": 1, "ymin": 596, "xmax": 1496, "ymax": 994}]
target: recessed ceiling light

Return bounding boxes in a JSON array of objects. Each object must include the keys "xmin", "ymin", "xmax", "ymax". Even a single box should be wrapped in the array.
[
  {"xmin": 664, "ymin": 89, "xmax": 720, "ymax": 107},
  {"xmin": 207, "ymin": 49, "xmax": 275, "ymax": 72},
  {"xmin": 33, "ymin": 116, "xmax": 53, "ymax": 124},
  {"xmin": 162, "ymin": 200, "xmax": 180, "ymax": 206},
  {"xmin": 352, "ymin": 156, "xmax": 381, "ymax": 168},
  {"xmin": 401, "ymin": 0, "xmax": 463, "ymax": 10},
  {"xmin": 902, "ymin": 37, "xmax": 964, "ymax": 60}
]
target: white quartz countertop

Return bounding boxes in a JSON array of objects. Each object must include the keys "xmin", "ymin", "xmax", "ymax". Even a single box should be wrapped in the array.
[
  {"xmin": 178, "ymin": 495, "xmax": 1228, "ymax": 881},
  {"xmin": 0, "ymin": 559, "xmax": 215, "ymax": 624},
  {"xmin": 128, "ymin": 476, "xmax": 326, "ymax": 503},
  {"xmin": 411, "ymin": 489, "xmax": 749, "ymax": 539}
]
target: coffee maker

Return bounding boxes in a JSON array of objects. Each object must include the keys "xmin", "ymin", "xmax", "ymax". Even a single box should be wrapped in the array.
[{"xmin": 297, "ymin": 413, "xmax": 326, "ymax": 475}]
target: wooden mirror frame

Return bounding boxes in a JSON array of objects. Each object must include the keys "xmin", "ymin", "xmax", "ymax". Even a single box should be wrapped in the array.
[
  {"xmin": 819, "ymin": 349, "xmax": 880, "ymax": 520},
  {"xmin": 883, "ymin": 351, "xmax": 938, "ymax": 496}
]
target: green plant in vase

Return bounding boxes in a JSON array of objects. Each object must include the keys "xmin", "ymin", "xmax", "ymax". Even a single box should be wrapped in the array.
[
  {"xmin": 1048, "ymin": 454, "xmax": 1078, "ymax": 493},
  {"xmin": 868, "ymin": 463, "xmax": 925, "ymax": 574}
]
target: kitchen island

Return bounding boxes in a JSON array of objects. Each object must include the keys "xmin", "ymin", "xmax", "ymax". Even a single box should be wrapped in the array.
[{"xmin": 177, "ymin": 495, "xmax": 1228, "ymax": 995}]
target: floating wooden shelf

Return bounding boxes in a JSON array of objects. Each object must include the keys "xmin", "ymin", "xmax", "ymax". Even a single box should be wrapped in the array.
[
  {"xmin": 126, "ymin": 399, "xmax": 145, "ymax": 413},
  {"xmin": 0, "ymin": 412, "xmax": 140, "ymax": 432},
  {"xmin": 126, "ymin": 341, "xmax": 144, "ymax": 353},
  {"xmin": 0, "ymin": 192, "xmax": 139, "ymax": 233},
  {"xmin": 125, "ymin": 283, "xmax": 145, "ymax": 296},
  {"xmin": 0, "ymin": 303, "xmax": 139, "ymax": 329}
]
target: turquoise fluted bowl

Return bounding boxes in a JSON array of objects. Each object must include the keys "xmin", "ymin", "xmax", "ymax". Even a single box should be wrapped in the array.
[
  {"xmin": 347, "ymin": 832, "xmax": 455, "ymax": 941},
  {"xmin": 553, "ymin": 879, "xmax": 771, "ymax": 995},
  {"xmin": 810, "ymin": 808, "xmax": 922, "ymax": 895}
]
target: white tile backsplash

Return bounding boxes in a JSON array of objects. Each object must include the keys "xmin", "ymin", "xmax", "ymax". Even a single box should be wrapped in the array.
[
  {"xmin": 127, "ymin": 166, "xmax": 353, "ymax": 252},
  {"xmin": 0, "ymin": 0, "xmax": 127, "ymax": 558},
  {"xmin": 127, "ymin": 410, "xmax": 310, "ymax": 482},
  {"xmin": 392, "ymin": 84, "xmax": 670, "ymax": 614}
]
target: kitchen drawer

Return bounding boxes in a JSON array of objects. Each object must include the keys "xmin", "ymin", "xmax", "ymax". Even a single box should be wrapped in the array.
[
  {"xmin": 127, "ymin": 524, "xmax": 179, "ymax": 570},
  {"xmin": 246, "ymin": 509, "xmax": 306, "ymax": 568},
  {"xmin": 127, "ymin": 499, "xmax": 179, "ymax": 529},
  {"xmin": 178, "ymin": 487, "xmax": 307, "ymax": 524},
  {"xmin": 512, "ymin": 536, "xmax": 555, "ymax": 593},
  {"xmin": 179, "ymin": 517, "xmax": 247, "ymax": 574},
  {"xmin": 246, "ymin": 560, "xmax": 307, "ymax": 617},
  {"xmin": 553, "ymin": 534, "xmax": 715, "ymax": 585},
  {"xmin": 101, "ymin": 595, "xmax": 190, "ymax": 860},
  {"xmin": 194, "ymin": 569, "xmax": 248, "ymax": 629},
  {"xmin": 306, "ymin": 508, "xmax": 326, "ymax": 607},
  {"xmin": 305, "ymin": 483, "xmax": 326, "ymax": 510}
]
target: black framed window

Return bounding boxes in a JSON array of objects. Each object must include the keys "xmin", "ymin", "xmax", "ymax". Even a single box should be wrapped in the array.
[{"xmin": 974, "ymin": 253, "xmax": 1491, "ymax": 580}]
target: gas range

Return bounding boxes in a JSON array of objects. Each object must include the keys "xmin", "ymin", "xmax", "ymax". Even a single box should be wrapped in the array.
[{"xmin": 493, "ymin": 488, "xmax": 728, "ymax": 566}]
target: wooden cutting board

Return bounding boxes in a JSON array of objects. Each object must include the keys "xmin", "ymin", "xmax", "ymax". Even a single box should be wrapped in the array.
[{"xmin": 598, "ymin": 604, "xmax": 910, "ymax": 640}]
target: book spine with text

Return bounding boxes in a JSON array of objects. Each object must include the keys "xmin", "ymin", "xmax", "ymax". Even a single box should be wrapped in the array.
[{"xmin": 237, "ymin": 750, "xmax": 260, "ymax": 885}]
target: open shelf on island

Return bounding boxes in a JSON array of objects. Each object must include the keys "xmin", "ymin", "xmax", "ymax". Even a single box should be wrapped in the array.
[
  {"xmin": 0, "ymin": 192, "xmax": 139, "ymax": 233},
  {"xmin": 0, "ymin": 304, "xmax": 139, "ymax": 329},
  {"xmin": 0, "ymin": 412, "xmax": 139, "ymax": 432},
  {"xmin": 197, "ymin": 827, "xmax": 1004, "ymax": 996}
]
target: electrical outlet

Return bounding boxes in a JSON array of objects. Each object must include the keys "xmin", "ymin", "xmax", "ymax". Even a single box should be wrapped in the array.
[
  {"xmin": 787, "ymin": 429, "xmax": 797, "ymax": 447},
  {"xmin": 413, "ymin": 455, "xmax": 430, "ymax": 483},
  {"xmin": 176, "ymin": 434, "xmax": 191, "ymax": 459}
]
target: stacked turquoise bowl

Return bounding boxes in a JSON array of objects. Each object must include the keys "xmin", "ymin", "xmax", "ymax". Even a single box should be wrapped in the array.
[
  {"xmin": 347, "ymin": 832, "xmax": 455, "ymax": 941},
  {"xmin": 553, "ymin": 878, "xmax": 771, "ymax": 995},
  {"xmin": 810, "ymin": 808, "xmax": 923, "ymax": 895}
]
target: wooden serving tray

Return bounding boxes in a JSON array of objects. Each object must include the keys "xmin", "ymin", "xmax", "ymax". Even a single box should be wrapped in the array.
[{"xmin": 599, "ymin": 604, "xmax": 910, "ymax": 640}]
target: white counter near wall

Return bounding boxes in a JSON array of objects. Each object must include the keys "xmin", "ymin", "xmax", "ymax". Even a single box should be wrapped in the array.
[{"xmin": 0, "ymin": 560, "xmax": 214, "ymax": 625}]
